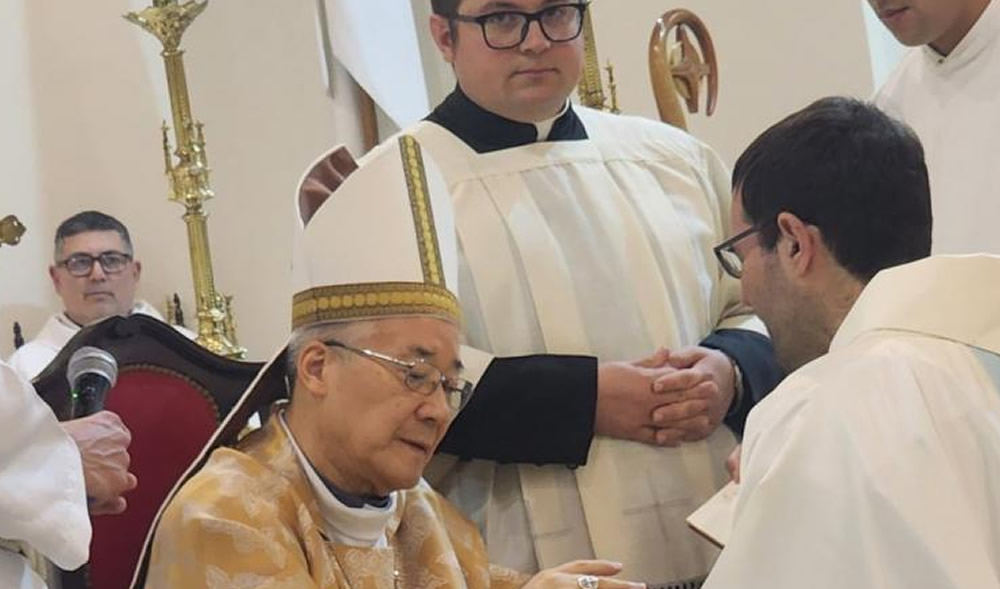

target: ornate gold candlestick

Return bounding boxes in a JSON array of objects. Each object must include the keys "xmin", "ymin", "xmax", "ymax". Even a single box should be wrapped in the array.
[
  {"xmin": 125, "ymin": 0, "xmax": 245, "ymax": 358},
  {"xmin": 578, "ymin": 7, "xmax": 619, "ymax": 113}
]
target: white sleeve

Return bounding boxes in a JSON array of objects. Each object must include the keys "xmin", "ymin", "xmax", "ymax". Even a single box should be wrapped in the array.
[
  {"xmin": 0, "ymin": 361, "xmax": 91, "ymax": 570},
  {"xmin": 705, "ymin": 358, "xmax": 1000, "ymax": 589}
]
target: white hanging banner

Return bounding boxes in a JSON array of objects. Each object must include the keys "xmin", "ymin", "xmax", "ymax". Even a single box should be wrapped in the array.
[{"xmin": 320, "ymin": 0, "xmax": 431, "ymax": 128}]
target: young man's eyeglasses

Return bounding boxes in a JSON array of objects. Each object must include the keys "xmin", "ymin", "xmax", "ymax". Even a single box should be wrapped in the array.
[
  {"xmin": 57, "ymin": 251, "xmax": 133, "ymax": 278},
  {"xmin": 451, "ymin": 2, "xmax": 589, "ymax": 50},
  {"xmin": 713, "ymin": 226, "xmax": 761, "ymax": 279},
  {"xmin": 323, "ymin": 339, "xmax": 473, "ymax": 412}
]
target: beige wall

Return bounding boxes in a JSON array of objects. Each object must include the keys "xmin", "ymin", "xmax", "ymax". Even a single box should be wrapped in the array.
[
  {"xmin": 0, "ymin": 0, "xmax": 363, "ymax": 360},
  {"xmin": 588, "ymin": 0, "xmax": 875, "ymax": 165}
]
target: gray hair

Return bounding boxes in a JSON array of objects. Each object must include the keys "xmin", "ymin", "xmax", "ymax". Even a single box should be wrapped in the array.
[
  {"xmin": 54, "ymin": 210, "xmax": 133, "ymax": 261},
  {"xmin": 285, "ymin": 320, "xmax": 378, "ymax": 384}
]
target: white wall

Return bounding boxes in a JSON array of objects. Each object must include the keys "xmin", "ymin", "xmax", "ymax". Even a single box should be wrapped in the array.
[
  {"xmin": 0, "ymin": 0, "xmax": 363, "ymax": 360},
  {"xmin": 0, "ymin": 0, "xmax": 57, "ymax": 355},
  {"xmin": 861, "ymin": 0, "xmax": 908, "ymax": 88},
  {"xmin": 588, "ymin": 0, "xmax": 876, "ymax": 165}
]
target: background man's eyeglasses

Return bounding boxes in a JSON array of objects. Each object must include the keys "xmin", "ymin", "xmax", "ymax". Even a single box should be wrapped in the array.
[
  {"xmin": 451, "ymin": 3, "xmax": 588, "ymax": 50},
  {"xmin": 323, "ymin": 339, "xmax": 473, "ymax": 412},
  {"xmin": 713, "ymin": 226, "xmax": 761, "ymax": 279},
  {"xmin": 57, "ymin": 251, "xmax": 133, "ymax": 277}
]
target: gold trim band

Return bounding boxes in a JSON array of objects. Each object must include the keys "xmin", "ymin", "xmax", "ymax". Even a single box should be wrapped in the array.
[
  {"xmin": 292, "ymin": 281, "xmax": 461, "ymax": 330},
  {"xmin": 399, "ymin": 135, "xmax": 445, "ymax": 288}
]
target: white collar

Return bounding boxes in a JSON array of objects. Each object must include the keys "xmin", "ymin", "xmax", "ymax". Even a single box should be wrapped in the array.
[
  {"xmin": 922, "ymin": 0, "xmax": 999, "ymax": 70},
  {"xmin": 533, "ymin": 101, "xmax": 571, "ymax": 141},
  {"xmin": 56, "ymin": 300, "xmax": 164, "ymax": 331},
  {"xmin": 277, "ymin": 411, "xmax": 397, "ymax": 548},
  {"xmin": 831, "ymin": 255, "xmax": 1000, "ymax": 356}
]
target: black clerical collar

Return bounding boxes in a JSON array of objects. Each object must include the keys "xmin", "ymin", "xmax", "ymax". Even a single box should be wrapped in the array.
[
  {"xmin": 306, "ymin": 456, "xmax": 391, "ymax": 509},
  {"xmin": 425, "ymin": 86, "xmax": 587, "ymax": 154}
]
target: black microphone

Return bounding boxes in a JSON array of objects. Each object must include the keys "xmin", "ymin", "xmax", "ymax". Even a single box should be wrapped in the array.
[{"xmin": 68, "ymin": 346, "xmax": 118, "ymax": 418}]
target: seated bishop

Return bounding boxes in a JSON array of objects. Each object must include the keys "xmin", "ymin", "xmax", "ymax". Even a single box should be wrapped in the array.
[{"xmin": 140, "ymin": 136, "xmax": 645, "ymax": 589}]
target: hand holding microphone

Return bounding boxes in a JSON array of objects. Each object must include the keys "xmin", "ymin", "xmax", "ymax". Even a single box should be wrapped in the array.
[{"xmin": 62, "ymin": 347, "xmax": 137, "ymax": 515}]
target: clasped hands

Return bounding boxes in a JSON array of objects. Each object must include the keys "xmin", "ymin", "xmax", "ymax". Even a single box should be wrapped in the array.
[{"xmin": 595, "ymin": 346, "xmax": 736, "ymax": 446}]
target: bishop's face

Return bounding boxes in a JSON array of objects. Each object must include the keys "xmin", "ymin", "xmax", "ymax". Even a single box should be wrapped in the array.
[
  {"xmin": 867, "ymin": 0, "xmax": 988, "ymax": 53},
  {"xmin": 430, "ymin": 0, "xmax": 585, "ymax": 123},
  {"xmin": 316, "ymin": 317, "xmax": 460, "ymax": 496}
]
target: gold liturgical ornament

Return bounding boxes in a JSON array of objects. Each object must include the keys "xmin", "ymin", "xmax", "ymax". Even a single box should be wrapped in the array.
[
  {"xmin": 125, "ymin": 0, "xmax": 245, "ymax": 358},
  {"xmin": 578, "ymin": 6, "xmax": 619, "ymax": 113},
  {"xmin": 0, "ymin": 215, "xmax": 26, "ymax": 248}
]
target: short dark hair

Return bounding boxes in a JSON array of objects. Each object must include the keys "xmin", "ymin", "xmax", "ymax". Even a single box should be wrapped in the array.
[
  {"xmin": 431, "ymin": 0, "xmax": 462, "ymax": 16},
  {"xmin": 733, "ymin": 96, "xmax": 932, "ymax": 283},
  {"xmin": 54, "ymin": 210, "xmax": 133, "ymax": 259}
]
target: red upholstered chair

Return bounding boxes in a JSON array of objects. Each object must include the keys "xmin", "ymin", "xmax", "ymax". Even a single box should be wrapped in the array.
[{"xmin": 33, "ymin": 314, "xmax": 263, "ymax": 589}]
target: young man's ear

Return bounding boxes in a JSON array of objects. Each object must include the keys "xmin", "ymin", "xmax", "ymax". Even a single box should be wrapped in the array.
[
  {"xmin": 775, "ymin": 212, "xmax": 820, "ymax": 276},
  {"xmin": 429, "ymin": 15, "xmax": 457, "ymax": 63}
]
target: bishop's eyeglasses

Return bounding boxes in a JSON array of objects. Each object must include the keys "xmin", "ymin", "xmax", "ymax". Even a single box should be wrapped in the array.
[
  {"xmin": 57, "ymin": 251, "xmax": 133, "ymax": 277},
  {"xmin": 450, "ymin": 2, "xmax": 589, "ymax": 50},
  {"xmin": 323, "ymin": 339, "xmax": 473, "ymax": 412}
]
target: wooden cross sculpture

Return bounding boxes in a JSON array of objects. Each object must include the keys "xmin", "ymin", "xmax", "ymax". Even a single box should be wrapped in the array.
[{"xmin": 649, "ymin": 9, "xmax": 719, "ymax": 131}]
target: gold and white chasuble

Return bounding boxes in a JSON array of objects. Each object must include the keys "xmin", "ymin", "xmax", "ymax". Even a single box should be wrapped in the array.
[
  {"xmin": 145, "ymin": 413, "xmax": 528, "ymax": 589},
  {"xmin": 407, "ymin": 107, "xmax": 758, "ymax": 586}
]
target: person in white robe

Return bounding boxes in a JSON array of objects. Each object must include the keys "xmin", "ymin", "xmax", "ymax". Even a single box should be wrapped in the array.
[
  {"xmin": 302, "ymin": 1, "xmax": 785, "ymax": 586},
  {"xmin": 9, "ymin": 210, "xmax": 193, "ymax": 381},
  {"xmin": 703, "ymin": 97, "xmax": 1000, "ymax": 588},
  {"xmin": 5, "ymin": 210, "xmax": 142, "ymax": 586},
  {"xmin": 871, "ymin": 0, "xmax": 999, "ymax": 254},
  {"xmin": 0, "ymin": 359, "xmax": 91, "ymax": 589},
  {"xmin": 10, "ymin": 300, "xmax": 176, "ymax": 381}
]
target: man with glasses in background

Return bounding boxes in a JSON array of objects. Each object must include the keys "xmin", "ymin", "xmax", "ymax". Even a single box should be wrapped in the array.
[
  {"xmin": 10, "ymin": 210, "xmax": 192, "ymax": 380},
  {"xmin": 8, "ymin": 210, "xmax": 189, "ymax": 520},
  {"xmin": 303, "ymin": 1, "xmax": 783, "ymax": 586}
]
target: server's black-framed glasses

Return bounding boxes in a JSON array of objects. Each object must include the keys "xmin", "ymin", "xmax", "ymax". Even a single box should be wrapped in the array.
[
  {"xmin": 57, "ymin": 251, "xmax": 133, "ymax": 277},
  {"xmin": 713, "ymin": 226, "xmax": 762, "ymax": 279},
  {"xmin": 323, "ymin": 339, "xmax": 473, "ymax": 412},
  {"xmin": 451, "ymin": 2, "xmax": 589, "ymax": 50}
]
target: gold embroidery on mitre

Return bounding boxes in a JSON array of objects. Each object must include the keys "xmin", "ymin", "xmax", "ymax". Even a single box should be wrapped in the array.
[
  {"xmin": 291, "ymin": 282, "xmax": 461, "ymax": 330},
  {"xmin": 399, "ymin": 135, "xmax": 445, "ymax": 288}
]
